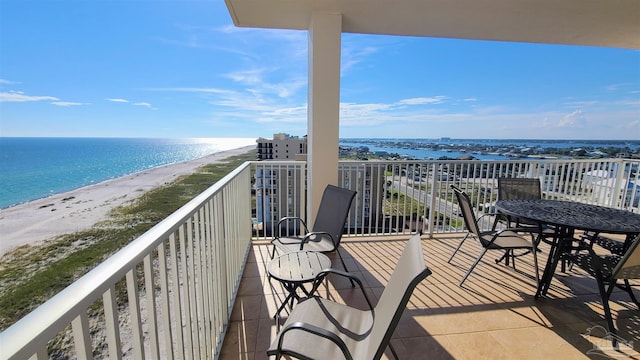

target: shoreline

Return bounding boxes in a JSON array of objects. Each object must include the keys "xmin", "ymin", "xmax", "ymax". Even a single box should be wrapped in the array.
[{"xmin": 0, "ymin": 145, "xmax": 255, "ymax": 257}]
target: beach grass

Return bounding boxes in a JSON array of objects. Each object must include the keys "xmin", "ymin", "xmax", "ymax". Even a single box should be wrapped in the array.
[{"xmin": 0, "ymin": 149, "xmax": 256, "ymax": 330}]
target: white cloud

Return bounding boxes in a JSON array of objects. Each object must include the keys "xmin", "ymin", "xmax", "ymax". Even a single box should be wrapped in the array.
[
  {"xmin": 398, "ymin": 96, "xmax": 446, "ymax": 105},
  {"xmin": 106, "ymin": 98, "xmax": 129, "ymax": 103},
  {"xmin": 0, "ymin": 79, "xmax": 19, "ymax": 85},
  {"xmin": 626, "ymin": 120, "xmax": 640, "ymax": 129},
  {"xmin": 133, "ymin": 102, "xmax": 157, "ymax": 110},
  {"xmin": 223, "ymin": 69, "xmax": 266, "ymax": 85},
  {"xmin": 219, "ymin": 24, "xmax": 251, "ymax": 34},
  {"xmin": 564, "ymin": 100, "xmax": 598, "ymax": 108},
  {"xmin": 0, "ymin": 91, "xmax": 58, "ymax": 102},
  {"xmin": 52, "ymin": 101, "xmax": 87, "ymax": 106},
  {"xmin": 342, "ymin": 45, "xmax": 379, "ymax": 74},
  {"xmin": 147, "ymin": 87, "xmax": 231, "ymax": 94},
  {"xmin": 616, "ymin": 99, "xmax": 640, "ymax": 106},
  {"xmin": 557, "ymin": 109, "xmax": 586, "ymax": 127},
  {"xmin": 258, "ymin": 105, "xmax": 307, "ymax": 123},
  {"xmin": 605, "ymin": 83, "xmax": 633, "ymax": 92},
  {"xmin": 223, "ymin": 68, "xmax": 306, "ymax": 99}
]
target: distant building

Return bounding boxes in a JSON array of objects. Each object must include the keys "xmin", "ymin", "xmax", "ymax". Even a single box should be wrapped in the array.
[
  {"xmin": 254, "ymin": 133, "xmax": 386, "ymax": 231},
  {"xmin": 256, "ymin": 133, "xmax": 307, "ymax": 160},
  {"xmin": 255, "ymin": 162, "xmax": 385, "ymax": 231},
  {"xmin": 583, "ymin": 168, "xmax": 640, "ymax": 207}
]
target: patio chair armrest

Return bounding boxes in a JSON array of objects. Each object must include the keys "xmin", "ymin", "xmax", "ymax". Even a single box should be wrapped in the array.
[
  {"xmin": 276, "ymin": 216, "xmax": 309, "ymax": 238},
  {"xmin": 311, "ymin": 269, "xmax": 374, "ymax": 311},
  {"xmin": 276, "ymin": 321, "xmax": 353, "ymax": 360}
]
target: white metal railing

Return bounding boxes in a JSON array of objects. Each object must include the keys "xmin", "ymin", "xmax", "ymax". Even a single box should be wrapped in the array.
[
  {"xmin": 252, "ymin": 158, "xmax": 640, "ymax": 239},
  {"xmin": 0, "ymin": 162, "xmax": 253, "ymax": 360},
  {"xmin": 2, "ymin": 157, "xmax": 638, "ymax": 359}
]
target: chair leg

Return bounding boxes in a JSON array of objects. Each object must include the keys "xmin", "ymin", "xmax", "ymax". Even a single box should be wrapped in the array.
[
  {"xmin": 510, "ymin": 250, "xmax": 516, "ymax": 270},
  {"xmin": 460, "ymin": 248, "xmax": 489, "ymax": 287},
  {"xmin": 336, "ymin": 250, "xmax": 356, "ymax": 287},
  {"xmin": 597, "ymin": 278, "xmax": 618, "ymax": 349},
  {"xmin": 622, "ymin": 279, "xmax": 640, "ymax": 308},
  {"xmin": 495, "ymin": 250, "xmax": 510, "ymax": 266},
  {"xmin": 448, "ymin": 232, "xmax": 471, "ymax": 263},
  {"xmin": 532, "ymin": 244, "xmax": 540, "ymax": 286},
  {"xmin": 270, "ymin": 243, "xmax": 277, "ymax": 259},
  {"xmin": 387, "ymin": 342, "xmax": 399, "ymax": 360}
]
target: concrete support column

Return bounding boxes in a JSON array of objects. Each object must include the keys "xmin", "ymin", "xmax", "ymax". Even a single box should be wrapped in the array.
[{"xmin": 307, "ymin": 12, "xmax": 342, "ymax": 227}]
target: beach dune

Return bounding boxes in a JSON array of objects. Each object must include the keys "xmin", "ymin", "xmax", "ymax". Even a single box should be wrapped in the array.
[{"xmin": 0, "ymin": 145, "xmax": 255, "ymax": 257}]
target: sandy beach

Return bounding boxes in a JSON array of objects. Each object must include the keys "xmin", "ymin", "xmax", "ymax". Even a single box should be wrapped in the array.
[{"xmin": 0, "ymin": 145, "xmax": 255, "ymax": 257}]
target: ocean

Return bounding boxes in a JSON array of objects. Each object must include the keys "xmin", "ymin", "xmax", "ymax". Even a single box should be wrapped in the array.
[
  {"xmin": 1, "ymin": 137, "xmax": 637, "ymax": 209},
  {"xmin": 0, "ymin": 138, "xmax": 256, "ymax": 209}
]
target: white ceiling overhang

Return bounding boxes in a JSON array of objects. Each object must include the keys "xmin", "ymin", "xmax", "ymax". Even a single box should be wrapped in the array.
[{"xmin": 224, "ymin": 0, "xmax": 640, "ymax": 49}]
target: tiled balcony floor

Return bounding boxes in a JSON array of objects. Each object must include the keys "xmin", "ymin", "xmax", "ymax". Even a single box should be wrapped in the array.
[{"xmin": 221, "ymin": 234, "xmax": 640, "ymax": 359}]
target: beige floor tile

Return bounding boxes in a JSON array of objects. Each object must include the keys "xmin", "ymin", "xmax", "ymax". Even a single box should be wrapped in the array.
[
  {"xmin": 223, "ymin": 236, "xmax": 638, "ymax": 359},
  {"xmin": 391, "ymin": 336, "xmax": 457, "ymax": 360},
  {"xmin": 220, "ymin": 319, "xmax": 259, "ymax": 357},
  {"xmin": 231, "ymin": 295, "xmax": 265, "ymax": 322},
  {"xmin": 445, "ymin": 330, "xmax": 514, "ymax": 360}
]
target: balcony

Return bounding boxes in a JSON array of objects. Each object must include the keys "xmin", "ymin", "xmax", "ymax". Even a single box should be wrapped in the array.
[
  {"xmin": 1, "ymin": 158, "xmax": 639, "ymax": 359},
  {"xmin": 224, "ymin": 234, "xmax": 639, "ymax": 359}
]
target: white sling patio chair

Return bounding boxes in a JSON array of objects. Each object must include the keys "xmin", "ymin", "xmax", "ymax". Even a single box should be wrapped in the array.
[{"xmin": 267, "ymin": 233, "xmax": 431, "ymax": 360}]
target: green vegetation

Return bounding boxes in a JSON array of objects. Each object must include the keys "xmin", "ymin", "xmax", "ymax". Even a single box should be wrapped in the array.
[
  {"xmin": 0, "ymin": 150, "xmax": 256, "ymax": 330},
  {"xmin": 383, "ymin": 189, "xmax": 463, "ymax": 229},
  {"xmin": 384, "ymin": 190, "xmax": 426, "ymax": 216}
]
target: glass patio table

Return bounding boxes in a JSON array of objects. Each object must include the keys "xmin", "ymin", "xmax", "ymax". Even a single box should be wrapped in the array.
[{"xmin": 495, "ymin": 199, "xmax": 640, "ymax": 298}]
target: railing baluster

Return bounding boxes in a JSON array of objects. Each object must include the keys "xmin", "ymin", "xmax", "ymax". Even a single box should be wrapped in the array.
[
  {"xmin": 126, "ymin": 268, "xmax": 144, "ymax": 360},
  {"xmin": 195, "ymin": 207, "xmax": 207, "ymax": 359},
  {"xmin": 30, "ymin": 348, "xmax": 48, "ymax": 360},
  {"xmin": 102, "ymin": 285, "xmax": 122, "ymax": 360},
  {"xmin": 157, "ymin": 240, "xmax": 174, "ymax": 359},
  {"xmin": 71, "ymin": 312, "xmax": 92, "ymax": 360},
  {"xmin": 201, "ymin": 200, "xmax": 213, "ymax": 357},
  {"xmin": 212, "ymin": 196, "xmax": 225, "ymax": 351},
  {"xmin": 143, "ymin": 254, "xmax": 160, "ymax": 360},
  {"xmin": 169, "ymin": 231, "xmax": 185, "ymax": 360},
  {"xmin": 178, "ymin": 224, "xmax": 194, "ymax": 360}
]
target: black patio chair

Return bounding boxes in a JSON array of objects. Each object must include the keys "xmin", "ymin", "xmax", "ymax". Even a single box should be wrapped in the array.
[
  {"xmin": 496, "ymin": 177, "xmax": 589, "ymax": 271},
  {"xmin": 496, "ymin": 177, "xmax": 543, "ymax": 222},
  {"xmin": 271, "ymin": 184, "xmax": 357, "ymax": 276},
  {"xmin": 566, "ymin": 234, "xmax": 640, "ymax": 348},
  {"xmin": 494, "ymin": 177, "xmax": 555, "ymax": 265},
  {"xmin": 580, "ymin": 231, "xmax": 626, "ymax": 255},
  {"xmin": 449, "ymin": 185, "xmax": 540, "ymax": 287}
]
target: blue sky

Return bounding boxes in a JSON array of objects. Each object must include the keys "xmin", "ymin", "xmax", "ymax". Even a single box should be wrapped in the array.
[{"xmin": 1, "ymin": 1, "xmax": 638, "ymax": 140}]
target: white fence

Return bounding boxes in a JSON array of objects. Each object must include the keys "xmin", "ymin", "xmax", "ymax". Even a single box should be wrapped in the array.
[
  {"xmin": 253, "ymin": 158, "xmax": 640, "ymax": 238},
  {"xmin": 2, "ymin": 157, "xmax": 638, "ymax": 359},
  {"xmin": 0, "ymin": 163, "xmax": 253, "ymax": 360}
]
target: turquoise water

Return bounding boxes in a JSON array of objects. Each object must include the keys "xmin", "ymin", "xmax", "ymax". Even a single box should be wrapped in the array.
[
  {"xmin": 1, "ymin": 137, "xmax": 637, "ymax": 209},
  {"xmin": 0, "ymin": 137, "xmax": 256, "ymax": 209}
]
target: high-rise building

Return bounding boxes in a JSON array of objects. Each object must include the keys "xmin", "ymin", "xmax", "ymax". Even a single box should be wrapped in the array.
[
  {"xmin": 254, "ymin": 161, "xmax": 385, "ymax": 232},
  {"xmin": 254, "ymin": 133, "xmax": 385, "ymax": 232},
  {"xmin": 256, "ymin": 133, "xmax": 307, "ymax": 160}
]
